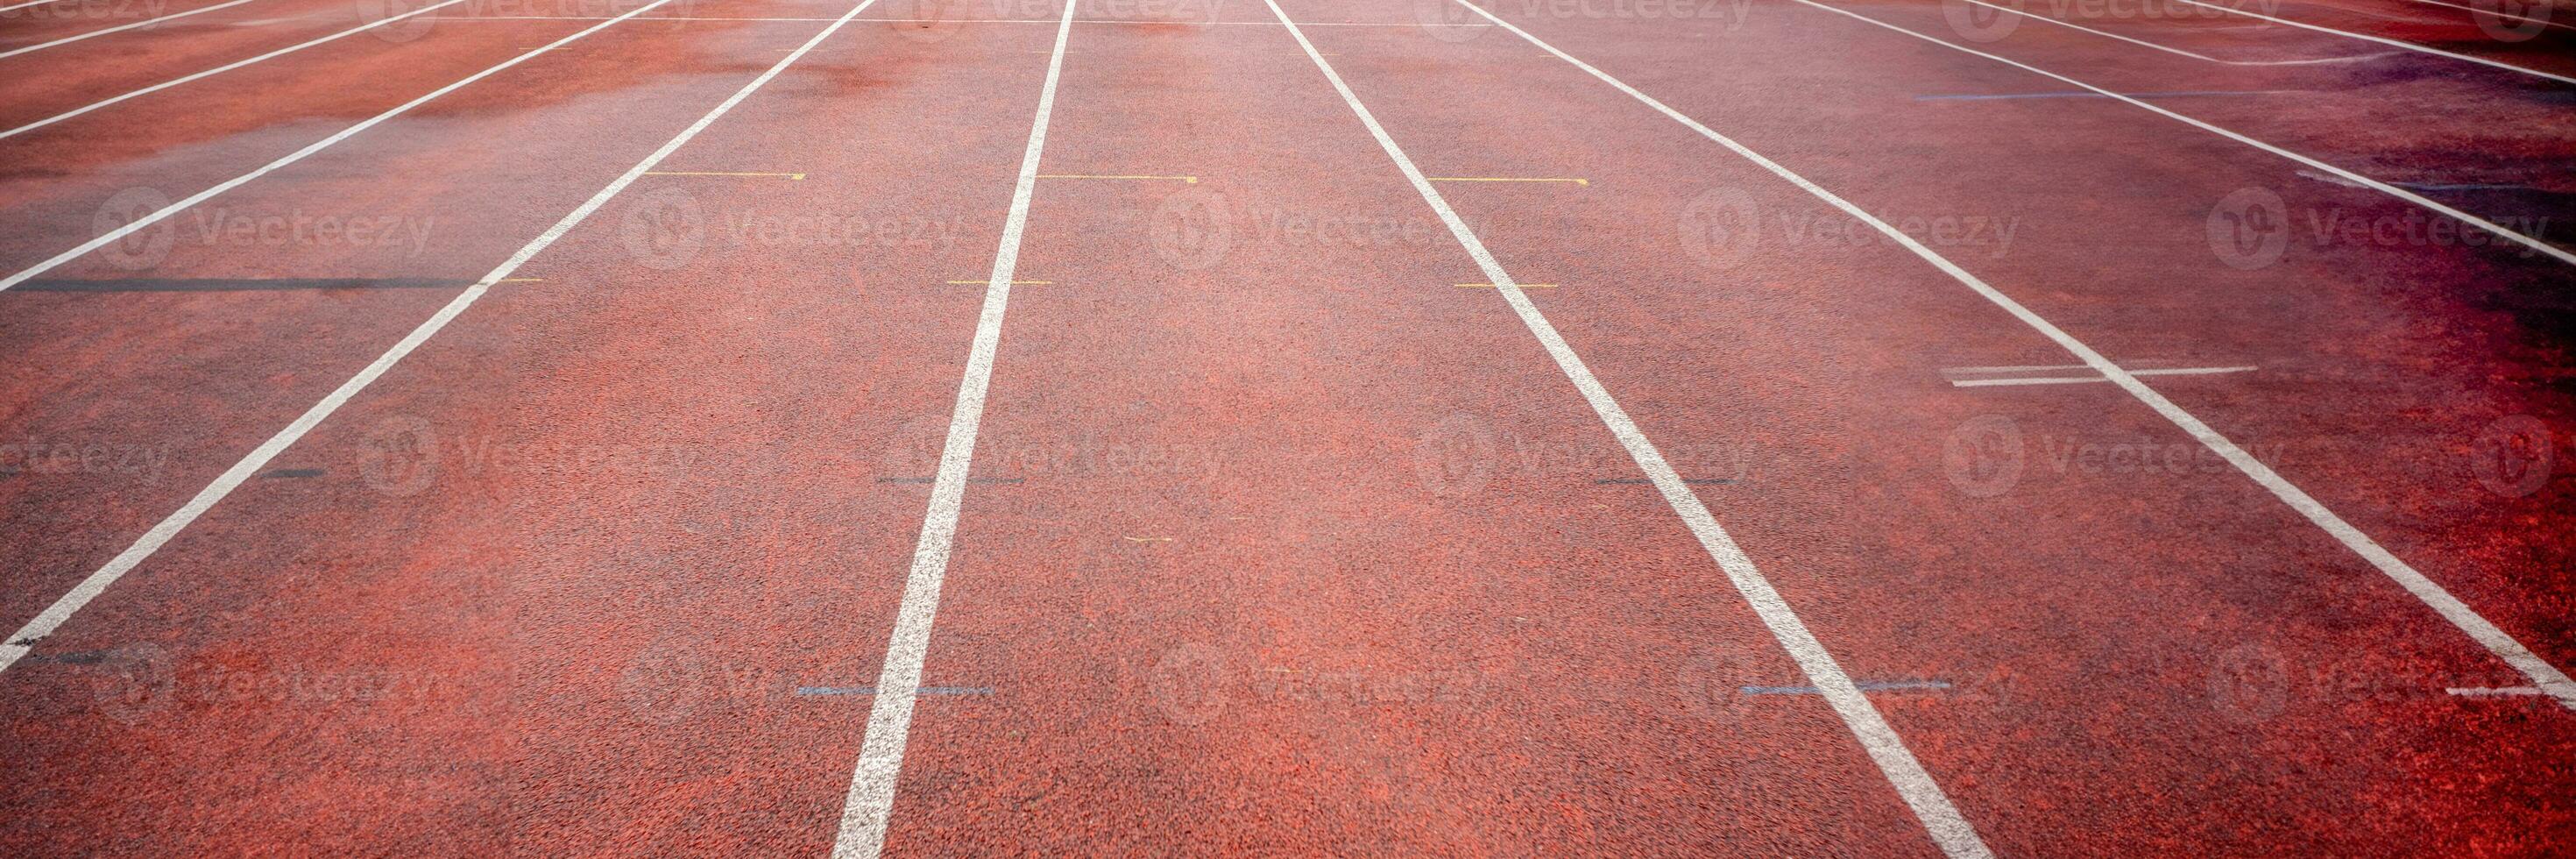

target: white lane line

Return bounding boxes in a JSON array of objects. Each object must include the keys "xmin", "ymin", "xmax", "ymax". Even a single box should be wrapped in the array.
[
  {"xmin": 1950, "ymin": 0, "xmax": 2390, "ymax": 66},
  {"xmin": 2402, "ymin": 0, "xmax": 2576, "ymax": 32},
  {"xmin": 0, "ymin": 0, "xmax": 688, "ymax": 293},
  {"xmin": 1787, "ymin": 0, "xmax": 2576, "ymax": 269},
  {"xmin": 2447, "ymin": 685, "xmax": 2547, "ymax": 697},
  {"xmin": 2165, "ymin": 0, "xmax": 2576, "ymax": 85},
  {"xmin": 0, "ymin": 0, "xmax": 888, "ymax": 677},
  {"xmin": 0, "ymin": 0, "xmax": 471, "ymax": 141},
  {"xmin": 1950, "ymin": 366, "xmax": 2259, "ymax": 387},
  {"xmin": 1456, "ymin": 0, "xmax": 2576, "ymax": 713},
  {"xmin": 0, "ymin": 0, "xmax": 74, "ymax": 12},
  {"xmin": 1267, "ymin": 2, "xmax": 1993, "ymax": 855},
  {"xmin": 0, "ymin": 0, "xmax": 262, "ymax": 60},
  {"xmin": 829, "ymin": 1, "xmax": 1077, "ymax": 855},
  {"xmin": 435, "ymin": 14, "xmax": 848, "ymax": 20},
  {"xmin": 441, "ymin": 15, "xmax": 1484, "ymax": 25},
  {"xmin": 1914, "ymin": 89, "xmax": 2309, "ymax": 101}
]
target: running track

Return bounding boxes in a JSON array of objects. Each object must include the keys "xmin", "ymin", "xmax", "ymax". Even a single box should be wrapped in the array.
[{"xmin": 1, "ymin": 0, "xmax": 2572, "ymax": 854}]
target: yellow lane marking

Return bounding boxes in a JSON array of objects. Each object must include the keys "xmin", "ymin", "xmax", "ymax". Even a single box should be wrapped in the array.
[
  {"xmin": 644, "ymin": 171, "xmax": 806, "ymax": 180},
  {"xmin": 499, "ymin": 277, "xmax": 543, "ymax": 283},
  {"xmin": 1037, "ymin": 174, "xmax": 1197, "ymax": 183},
  {"xmin": 1426, "ymin": 176, "xmax": 1589, "ymax": 186}
]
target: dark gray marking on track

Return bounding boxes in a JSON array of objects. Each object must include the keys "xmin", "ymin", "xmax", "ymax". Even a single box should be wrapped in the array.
[{"xmin": 260, "ymin": 468, "xmax": 326, "ymax": 479}]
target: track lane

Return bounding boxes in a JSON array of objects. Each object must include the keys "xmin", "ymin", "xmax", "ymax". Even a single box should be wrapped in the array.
[
  {"xmin": 0, "ymin": 0, "xmax": 271, "ymax": 58},
  {"xmin": 1278, "ymin": 0, "xmax": 2575, "ymax": 852},
  {"xmin": 0, "ymin": 5, "xmax": 1070, "ymax": 854},
  {"xmin": 1412, "ymin": 0, "xmax": 2576, "ymax": 685},
  {"xmin": 0, "ymin": 4, "xmax": 854, "ymax": 634},
  {"xmin": 1848, "ymin": 0, "xmax": 2576, "ymax": 252},
  {"xmin": 865, "ymin": 13, "xmax": 1939, "ymax": 856},
  {"xmin": 1924, "ymin": 0, "xmax": 2576, "ymax": 80}
]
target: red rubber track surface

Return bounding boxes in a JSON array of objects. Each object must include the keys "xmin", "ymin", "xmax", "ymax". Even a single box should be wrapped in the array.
[{"xmin": 1, "ymin": 0, "xmax": 2571, "ymax": 855}]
